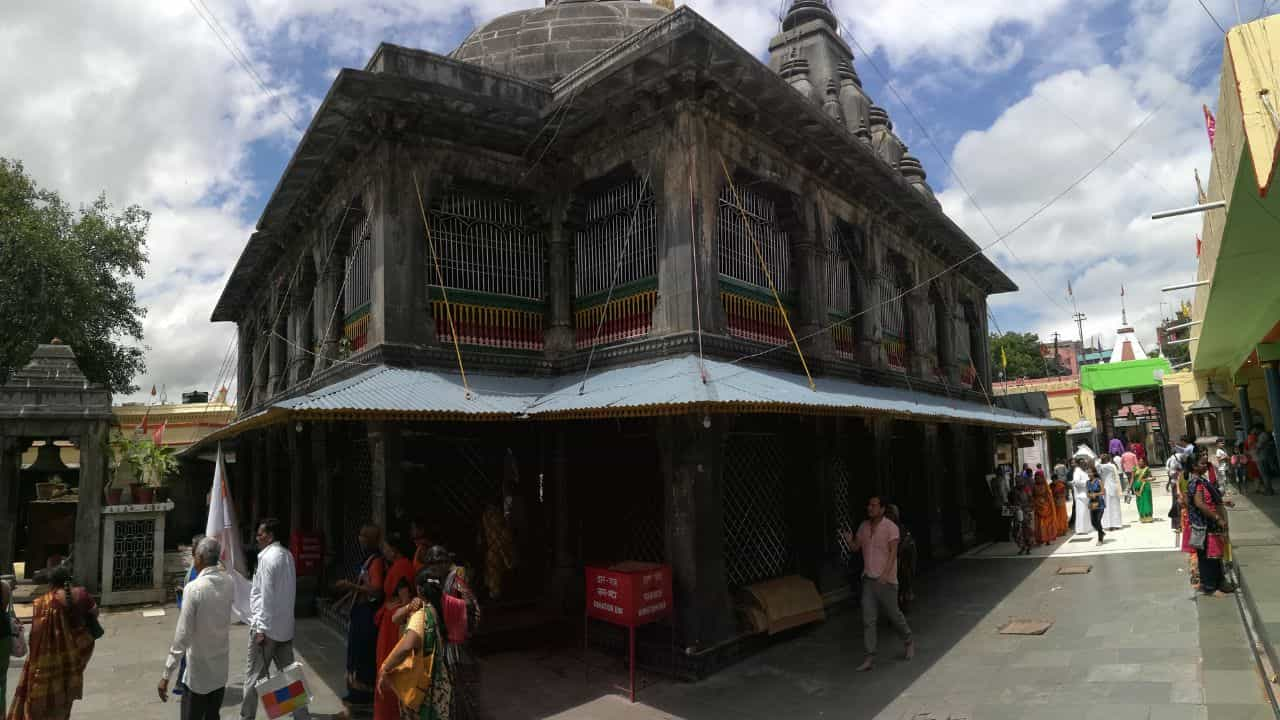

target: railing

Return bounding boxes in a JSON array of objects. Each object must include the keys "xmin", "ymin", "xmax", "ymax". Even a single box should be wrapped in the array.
[
  {"xmin": 574, "ymin": 285, "xmax": 657, "ymax": 349},
  {"xmin": 431, "ymin": 292, "xmax": 544, "ymax": 352},
  {"xmin": 722, "ymin": 284, "xmax": 794, "ymax": 346},
  {"xmin": 343, "ymin": 303, "xmax": 371, "ymax": 354},
  {"xmin": 830, "ymin": 313, "xmax": 857, "ymax": 360},
  {"xmin": 883, "ymin": 336, "xmax": 907, "ymax": 370}
]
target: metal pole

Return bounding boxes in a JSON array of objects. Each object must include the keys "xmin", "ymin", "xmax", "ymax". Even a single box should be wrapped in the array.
[
  {"xmin": 1162, "ymin": 280, "xmax": 1210, "ymax": 292},
  {"xmin": 1150, "ymin": 200, "xmax": 1226, "ymax": 219},
  {"xmin": 1238, "ymin": 383, "xmax": 1253, "ymax": 444},
  {"xmin": 1266, "ymin": 363, "xmax": 1280, "ymax": 486}
]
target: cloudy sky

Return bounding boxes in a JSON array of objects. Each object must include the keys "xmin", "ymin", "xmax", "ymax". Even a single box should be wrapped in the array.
[{"xmin": 1, "ymin": 0, "xmax": 1240, "ymax": 401}]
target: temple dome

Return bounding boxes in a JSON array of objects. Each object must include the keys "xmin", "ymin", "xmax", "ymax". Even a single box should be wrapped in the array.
[{"xmin": 453, "ymin": 0, "xmax": 671, "ymax": 85}]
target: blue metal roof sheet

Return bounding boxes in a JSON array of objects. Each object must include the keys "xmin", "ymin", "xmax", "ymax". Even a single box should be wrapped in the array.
[{"xmin": 263, "ymin": 355, "xmax": 1063, "ymax": 430}]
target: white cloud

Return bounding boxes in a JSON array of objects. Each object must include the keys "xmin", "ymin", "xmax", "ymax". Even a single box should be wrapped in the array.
[
  {"xmin": 936, "ymin": 0, "xmax": 1226, "ymax": 354},
  {"xmin": 0, "ymin": 0, "xmax": 1248, "ymax": 403},
  {"xmin": 0, "ymin": 0, "xmax": 283, "ymax": 402}
]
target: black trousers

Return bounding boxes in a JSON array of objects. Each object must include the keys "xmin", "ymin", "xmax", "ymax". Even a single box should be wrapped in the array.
[
  {"xmin": 179, "ymin": 684, "xmax": 225, "ymax": 720},
  {"xmin": 1089, "ymin": 508, "xmax": 1105, "ymax": 542},
  {"xmin": 1196, "ymin": 545, "xmax": 1224, "ymax": 594}
]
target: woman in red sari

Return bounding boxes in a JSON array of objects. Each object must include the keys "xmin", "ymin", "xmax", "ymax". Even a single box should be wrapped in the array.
[
  {"xmin": 7, "ymin": 566, "xmax": 97, "ymax": 720},
  {"xmin": 1050, "ymin": 472, "xmax": 1070, "ymax": 537},
  {"xmin": 373, "ymin": 532, "xmax": 416, "ymax": 720}
]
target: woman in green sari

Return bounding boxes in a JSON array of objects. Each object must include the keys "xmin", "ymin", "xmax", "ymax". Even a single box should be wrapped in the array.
[
  {"xmin": 1132, "ymin": 456, "xmax": 1154, "ymax": 522},
  {"xmin": 378, "ymin": 569, "xmax": 453, "ymax": 720}
]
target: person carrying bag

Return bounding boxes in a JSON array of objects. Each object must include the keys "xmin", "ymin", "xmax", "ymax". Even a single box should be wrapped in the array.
[{"xmin": 377, "ymin": 570, "xmax": 454, "ymax": 720}]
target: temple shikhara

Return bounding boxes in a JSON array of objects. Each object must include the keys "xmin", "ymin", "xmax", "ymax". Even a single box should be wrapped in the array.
[{"xmin": 199, "ymin": 0, "xmax": 1059, "ymax": 664}]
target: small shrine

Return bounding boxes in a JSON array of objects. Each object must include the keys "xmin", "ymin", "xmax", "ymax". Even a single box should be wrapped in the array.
[{"xmin": 0, "ymin": 342, "xmax": 113, "ymax": 592}]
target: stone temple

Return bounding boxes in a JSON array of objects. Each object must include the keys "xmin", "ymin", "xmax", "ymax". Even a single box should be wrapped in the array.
[{"xmin": 201, "ymin": 0, "xmax": 1058, "ymax": 666}]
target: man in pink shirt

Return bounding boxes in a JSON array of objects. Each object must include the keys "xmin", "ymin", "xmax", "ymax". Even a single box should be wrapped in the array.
[
  {"xmin": 840, "ymin": 496, "xmax": 913, "ymax": 672},
  {"xmin": 1121, "ymin": 449, "xmax": 1139, "ymax": 492}
]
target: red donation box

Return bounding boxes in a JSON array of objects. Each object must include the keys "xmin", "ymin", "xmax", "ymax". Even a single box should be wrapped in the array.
[
  {"xmin": 585, "ymin": 562, "xmax": 672, "ymax": 627},
  {"xmin": 289, "ymin": 531, "xmax": 324, "ymax": 577}
]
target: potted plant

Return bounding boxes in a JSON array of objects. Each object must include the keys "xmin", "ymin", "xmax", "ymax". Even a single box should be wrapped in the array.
[{"xmin": 139, "ymin": 441, "xmax": 179, "ymax": 503}]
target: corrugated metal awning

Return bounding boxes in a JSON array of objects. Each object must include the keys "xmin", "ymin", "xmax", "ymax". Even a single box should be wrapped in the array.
[{"xmin": 192, "ymin": 355, "xmax": 1064, "ymax": 447}]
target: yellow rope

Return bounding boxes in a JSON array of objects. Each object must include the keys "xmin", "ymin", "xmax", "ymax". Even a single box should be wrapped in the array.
[
  {"xmin": 718, "ymin": 155, "xmax": 815, "ymax": 391},
  {"xmin": 413, "ymin": 172, "xmax": 471, "ymax": 398}
]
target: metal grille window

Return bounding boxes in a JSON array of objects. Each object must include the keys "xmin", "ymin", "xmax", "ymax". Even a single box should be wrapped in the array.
[
  {"xmin": 111, "ymin": 519, "xmax": 156, "ymax": 591},
  {"xmin": 829, "ymin": 262, "xmax": 852, "ymax": 314},
  {"xmin": 344, "ymin": 214, "xmax": 373, "ymax": 314},
  {"xmin": 831, "ymin": 456, "xmax": 853, "ymax": 563},
  {"xmin": 723, "ymin": 433, "xmax": 790, "ymax": 589},
  {"xmin": 575, "ymin": 178, "xmax": 657, "ymax": 297},
  {"xmin": 878, "ymin": 253, "xmax": 909, "ymax": 369},
  {"xmin": 717, "ymin": 186, "xmax": 790, "ymax": 292},
  {"xmin": 430, "ymin": 193, "xmax": 544, "ymax": 300}
]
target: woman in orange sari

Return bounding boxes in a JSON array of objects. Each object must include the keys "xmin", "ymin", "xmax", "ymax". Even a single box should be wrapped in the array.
[
  {"xmin": 1032, "ymin": 470, "xmax": 1057, "ymax": 545},
  {"xmin": 1050, "ymin": 470, "xmax": 1070, "ymax": 537},
  {"xmin": 7, "ymin": 566, "xmax": 97, "ymax": 720},
  {"xmin": 373, "ymin": 532, "xmax": 416, "ymax": 720}
]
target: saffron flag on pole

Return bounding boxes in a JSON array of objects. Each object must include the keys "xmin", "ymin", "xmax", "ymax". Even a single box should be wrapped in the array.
[
  {"xmin": 206, "ymin": 442, "xmax": 252, "ymax": 622},
  {"xmin": 1196, "ymin": 234, "xmax": 1203, "ymax": 258},
  {"xmin": 152, "ymin": 421, "xmax": 167, "ymax": 446},
  {"xmin": 1203, "ymin": 105, "xmax": 1216, "ymax": 150},
  {"xmin": 1195, "ymin": 168, "xmax": 1207, "ymax": 203}
]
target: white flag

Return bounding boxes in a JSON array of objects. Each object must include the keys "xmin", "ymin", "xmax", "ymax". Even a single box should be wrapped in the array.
[{"xmin": 206, "ymin": 443, "xmax": 252, "ymax": 622}]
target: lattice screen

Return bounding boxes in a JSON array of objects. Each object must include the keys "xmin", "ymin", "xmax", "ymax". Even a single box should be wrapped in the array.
[
  {"xmin": 111, "ymin": 519, "xmax": 156, "ymax": 591},
  {"xmin": 723, "ymin": 433, "xmax": 789, "ymax": 589},
  {"xmin": 430, "ymin": 193, "xmax": 545, "ymax": 300},
  {"xmin": 618, "ymin": 493, "xmax": 665, "ymax": 563},
  {"xmin": 428, "ymin": 437, "xmax": 502, "ymax": 522},
  {"xmin": 717, "ymin": 186, "xmax": 791, "ymax": 292},
  {"xmin": 831, "ymin": 456, "xmax": 853, "ymax": 563},
  {"xmin": 575, "ymin": 178, "xmax": 657, "ymax": 298},
  {"xmin": 344, "ymin": 214, "xmax": 373, "ymax": 314},
  {"xmin": 341, "ymin": 435, "xmax": 373, "ymax": 576}
]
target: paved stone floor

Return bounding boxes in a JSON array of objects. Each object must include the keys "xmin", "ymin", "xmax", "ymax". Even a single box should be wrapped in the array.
[{"xmin": 6, "ymin": 472, "xmax": 1275, "ymax": 719}]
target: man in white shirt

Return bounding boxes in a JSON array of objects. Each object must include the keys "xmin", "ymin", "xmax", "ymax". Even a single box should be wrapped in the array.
[
  {"xmin": 240, "ymin": 518, "xmax": 310, "ymax": 720},
  {"xmin": 159, "ymin": 537, "xmax": 234, "ymax": 720},
  {"xmin": 840, "ymin": 495, "xmax": 913, "ymax": 672}
]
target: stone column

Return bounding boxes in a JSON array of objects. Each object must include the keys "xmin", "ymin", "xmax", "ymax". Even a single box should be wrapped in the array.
[
  {"xmin": 1237, "ymin": 384, "xmax": 1253, "ymax": 441},
  {"xmin": 1265, "ymin": 363, "xmax": 1280, "ymax": 464},
  {"xmin": 238, "ymin": 319, "xmax": 254, "ymax": 408},
  {"xmin": 545, "ymin": 425, "xmax": 575, "ymax": 611},
  {"xmin": 793, "ymin": 196, "xmax": 829, "ymax": 364},
  {"xmin": 659, "ymin": 415, "xmax": 734, "ymax": 650},
  {"xmin": 367, "ymin": 422, "xmax": 403, "ymax": 531},
  {"xmin": 253, "ymin": 314, "xmax": 269, "ymax": 405},
  {"xmin": 651, "ymin": 108, "xmax": 725, "ymax": 337},
  {"xmin": 370, "ymin": 142, "xmax": 433, "ymax": 349},
  {"xmin": 0, "ymin": 435, "xmax": 20, "ymax": 575},
  {"xmin": 251, "ymin": 431, "xmax": 265, "ymax": 529},
  {"xmin": 268, "ymin": 290, "xmax": 286, "ymax": 397},
  {"xmin": 545, "ymin": 196, "xmax": 575, "ymax": 358},
  {"xmin": 290, "ymin": 266, "xmax": 315, "ymax": 385},
  {"xmin": 74, "ymin": 421, "xmax": 108, "ymax": 592},
  {"xmin": 315, "ymin": 259, "xmax": 344, "ymax": 376}
]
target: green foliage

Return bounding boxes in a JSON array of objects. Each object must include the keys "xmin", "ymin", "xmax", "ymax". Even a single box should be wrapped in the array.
[
  {"xmin": 990, "ymin": 331, "xmax": 1068, "ymax": 380},
  {"xmin": 0, "ymin": 158, "xmax": 149, "ymax": 393},
  {"xmin": 110, "ymin": 431, "xmax": 178, "ymax": 487}
]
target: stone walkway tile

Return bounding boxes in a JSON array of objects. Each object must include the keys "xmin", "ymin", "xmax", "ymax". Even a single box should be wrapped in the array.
[
  {"xmin": 1202, "ymin": 669, "xmax": 1268, "ymax": 705},
  {"xmin": 1169, "ymin": 681, "xmax": 1206, "ymax": 704},
  {"xmin": 1204, "ymin": 704, "xmax": 1278, "ymax": 719},
  {"xmin": 1086, "ymin": 663, "xmax": 1145, "ymax": 682},
  {"xmin": 1146, "ymin": 704, "xmax": 1210, "ymax": 720},
  {"xmin": 1016, "ymin": 649, "xmax": 1073, "ymax": 667},
  {"xmin": 1082, "ymin": 703, "xmax": 1151, "ymax": 720},
  {"xmin": 1086, "ymin": 620, "xmax": 1134, "ymax": 638}
]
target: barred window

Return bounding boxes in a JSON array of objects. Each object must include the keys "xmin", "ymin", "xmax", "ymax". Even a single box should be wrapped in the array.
[
  {"xmin": 828, "ymin": 221, "xmax": 864, "ymax": 314},
  {"xmin": 575, "ymin": 178, "xmax": 656, "ymax": 298},
  {"xmin": 344, "ymin": 214, "xmax": 373, "ymax": 314},
  {"xmin": 717, "ymin": 185, "xmax": 790, "ymax": 292},
  {"xmin": 878, "ymin": 253, "xmax": 909, "ymax": 342},
  {"xmin": 429, "ymin": 192, "xmax": 544, "ymax": 300}
]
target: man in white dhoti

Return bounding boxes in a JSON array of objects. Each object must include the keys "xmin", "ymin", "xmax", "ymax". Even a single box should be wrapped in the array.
[
  {"xmin": 1072, "ymin": 457, "xmax": 1093, "ymax": 535},
  {"xmin": 1098, "ymin": 453, "xmax": 1125, "ymax": 530}
]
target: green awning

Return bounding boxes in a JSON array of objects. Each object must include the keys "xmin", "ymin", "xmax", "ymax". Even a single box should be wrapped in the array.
[{"xmin": 1079, "ymin": 358, "xmax": 1172, "ymax": 393}]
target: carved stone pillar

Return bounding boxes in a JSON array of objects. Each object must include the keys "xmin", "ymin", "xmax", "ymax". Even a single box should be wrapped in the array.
[
  {"xmin": 74, "ymin": 421, "xmax": 108, "ymax": 592},
  {"xmin": 290, "ymin": 266, "xmax": 315, "ymax": 385},
  {"xmin": 544, "ymin": 195, "xmax": 575, "ymax": 359}
]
